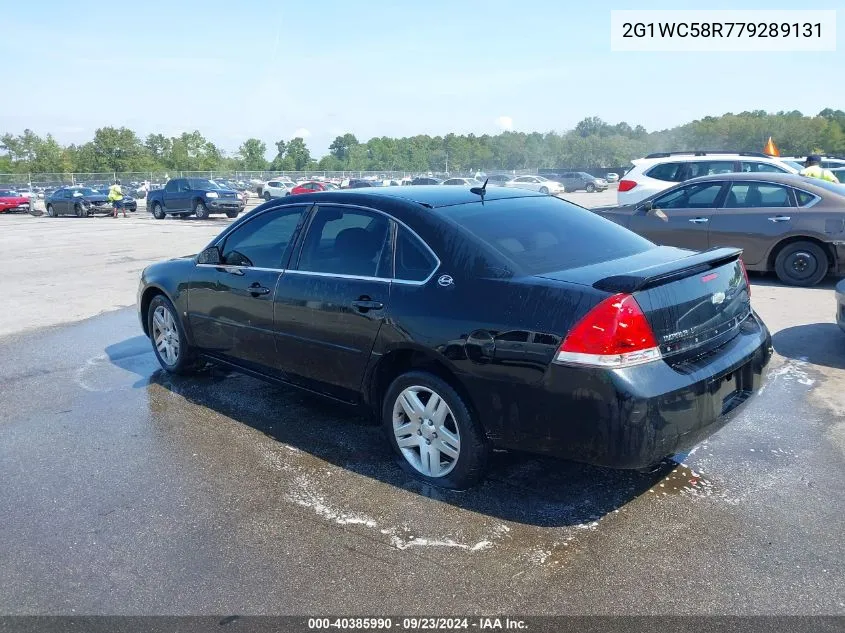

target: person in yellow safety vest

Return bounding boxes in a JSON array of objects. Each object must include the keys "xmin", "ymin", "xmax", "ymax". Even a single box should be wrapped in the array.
[
  {"xmin": 108, "ymin": 179, "xmax": 127, "ymax": 218},
  {"xmin": 799, "ymin": 155, "xmax": 840, "ymax": 184}
]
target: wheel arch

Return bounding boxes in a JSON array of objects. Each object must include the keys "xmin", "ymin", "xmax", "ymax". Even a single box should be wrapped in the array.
[
  {"xmin": 139, "ymin": 284, "xmax": 173, "ymax": 337},
  {"xmin": 365, "ymin": 345, "xmax": 482, "ymax": 431},
  {"xmin": 765, "ymin": 235, "xmax": 835, "ymax": 272}
]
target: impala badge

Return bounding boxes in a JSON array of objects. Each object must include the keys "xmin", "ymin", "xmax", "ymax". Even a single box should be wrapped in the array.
[
  {"xmin": 711, "ymin": 291, "xmax": 726, "ymax": 305},
  {"xmin": 438, "ymin": 275, "xmax": 454, "ymax": 287}
]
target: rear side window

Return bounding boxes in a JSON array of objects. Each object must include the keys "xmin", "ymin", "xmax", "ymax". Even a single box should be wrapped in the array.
[
  {"xmin": 395, "ymin": 227, "xmax": 437, "ymax": 281},
  {"xmin": 686, "ymin": 161, "xmax": 736, "ymax": 178},
  {"xmin": 740, "ymin": 161, "xmax": 788, "ymax": 173},
  {"xmin": 726, "ymin": 183, "xmax": 793, "ymax": 208},
  {"xmin": 442, "ymin": 196, "xmax": 653, "ymax": 275},
  {"xmin": 646, "ymin": 162, "xmax": 686, "ymax": 182}
]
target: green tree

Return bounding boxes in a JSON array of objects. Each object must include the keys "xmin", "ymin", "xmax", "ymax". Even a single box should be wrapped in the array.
[
  {"xmin": 238, "ymin": 138, "xmax": 268, "ymax": 170},
  {"xmin": 328, "ymin": 133, "xmax": 359, "ymax": 164},
  {"xmin": 285, "ymin": 137, "xmax": 311, "ymax": 170}
]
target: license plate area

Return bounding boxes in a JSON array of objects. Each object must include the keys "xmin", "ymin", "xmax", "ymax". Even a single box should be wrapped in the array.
[{"xmin": 710, "ymin": 364, "xmax": 752, "ymax": 415}]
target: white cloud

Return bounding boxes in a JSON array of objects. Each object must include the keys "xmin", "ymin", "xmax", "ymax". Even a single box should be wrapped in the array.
[
  {"xmin": 293, "ymin": 128, "xmax": 312, "ymax": 138},
  {"xmin": 495, "ymin": 116, "xmax": 513, "ymax": 131}
]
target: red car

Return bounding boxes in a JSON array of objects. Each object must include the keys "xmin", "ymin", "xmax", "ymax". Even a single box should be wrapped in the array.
[
  {"xmin": 0, "ymin": 190, "xmax": 31, "ymax": 213},
  {"xmin": 290, "ymin": 181, "xmax": 338, "ymax": 195}
]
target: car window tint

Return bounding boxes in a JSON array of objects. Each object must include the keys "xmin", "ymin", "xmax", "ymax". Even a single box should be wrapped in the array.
[
  {"xmin": 297, "ymin": 207, "xmax": 390, "ymax": 278},
  {"xmin": 654, "ymin": 182, "xmax": 724, "ymax": 209},
  {"xmin": 646, "ymin": 162, "xmax": 685, "ymax": 182},
  {"xmin": 795, "ymin": 190, "xmax": 818, "ymax": 207},
  {"xmin": 726, "ymin": 183, "xmax": 792, "ymax": 208},
  {"xmin": 740, "ymin": 161, "xmax": 788, "ymax": 173},
  {"xmin": 165, "ymin": 180, "xmax": 177, "ymax": 193},
  {"xmin": 686, "ymin": 161, "xmax": 736, "ymax": 178},
  {"xmin": 442, "ymin": 195, "xmax": 652, "ymax": 275},
  {"xmin": 395, "ymin": 226, "xmax": 437, "ymax": 281},
  {"xmin": 268, "ymin": 181, "xmax": 279, "ymax": 187},
  {"xmin": 221, "ymin": 208, "xmax": 306, "ymax": 268}
]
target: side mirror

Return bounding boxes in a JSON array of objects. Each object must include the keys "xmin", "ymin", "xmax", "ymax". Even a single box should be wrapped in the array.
[
  {"xmin": 197, "ymin": 246, "xmax": 221, "ymax": 265},
  {"xmin": 642, "ymin": 200, "xmax": 654, "ymax": 214}
]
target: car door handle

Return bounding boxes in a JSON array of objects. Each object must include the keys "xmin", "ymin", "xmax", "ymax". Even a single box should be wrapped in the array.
[
  {"xmin": 248, "ymin": 283, "xmax": 270, "ymax": 296},
  {"xmin": 768, "ymin": 216, "xmax": 791, "ymax": 222},
  {"xmin": 352, "ymin": 299, "xmax": 384, "ymax": 312},
  {"xmin": 688, "ymin": 217, "xmax": 709, "ymax": 224}
]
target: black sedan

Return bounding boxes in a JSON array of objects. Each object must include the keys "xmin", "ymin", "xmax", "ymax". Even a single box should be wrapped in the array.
[
  {"xmin": 138, "ymin": 186, "xmax": 772, "ymax": 488},
  {"xmin": 44, "ymin": 187, "xmax": 115, "ymax": 217}
]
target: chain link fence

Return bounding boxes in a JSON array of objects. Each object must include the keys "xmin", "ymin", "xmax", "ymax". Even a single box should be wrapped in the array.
[{"xmin": 0, "ymin": 168, "xmax": 539, "ymax": 190}]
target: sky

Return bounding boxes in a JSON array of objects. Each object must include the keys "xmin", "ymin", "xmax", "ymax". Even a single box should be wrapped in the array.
[{"xmin": 1, "ymin": 0, "xmax": 843, "ymax": 159}]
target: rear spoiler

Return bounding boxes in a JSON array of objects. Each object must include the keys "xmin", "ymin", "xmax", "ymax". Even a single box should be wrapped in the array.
[{"xmin": 593, "ymin": 247, "xmax": 743, "ymax": 294}]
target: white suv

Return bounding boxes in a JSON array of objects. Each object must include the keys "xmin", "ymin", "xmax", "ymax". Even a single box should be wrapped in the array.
[
  {"xmin": 261, "ymin": 179, "xmax": 297, "ymax": 200},
  {"xmin": 617, "ymin": 152, "xmax": 799, "ymax": 205}
]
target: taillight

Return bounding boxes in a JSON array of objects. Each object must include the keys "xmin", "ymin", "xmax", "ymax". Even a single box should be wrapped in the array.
[
  {"xmin": 618, "ymin": 179, "xmax": 638, "ymax": 192},
  {"xmin": 739, "ymin": 257, "xmax": 750, "ymax": 298},
  {"xmin": 555, "ymin": 293, "xmax": 661, "ymax": 368}
]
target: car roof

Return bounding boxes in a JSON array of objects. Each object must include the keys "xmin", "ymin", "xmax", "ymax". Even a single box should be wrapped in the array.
[
  {"xmin": 271, "ymin": 185, "xmax": 544, "ymax": 208},
  {"xmin": 634, "ymin": 153, "xmax": 788, "ymax": 164},
  {"xmin": 680, "ymin": 172, "xmax": 845, "ymax": 195}
]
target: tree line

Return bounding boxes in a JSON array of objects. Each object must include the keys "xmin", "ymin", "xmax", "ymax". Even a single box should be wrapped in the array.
[{"xmin": 2, "ymin": 109, "xmax": 844, "ymax": 176}]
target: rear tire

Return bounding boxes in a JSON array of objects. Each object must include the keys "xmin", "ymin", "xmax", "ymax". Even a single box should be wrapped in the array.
[
  {"xmin": 194, "ymin": 200, "xmax": 210, "ymax": 219},
  {"xmin": 147, "ymin": 294, "xmax": 200, "ymax": 374},
  {"xmin": 774, "ymin": 241, "xmax": 829, "ymax": 287},
  {"xmin": 152, "ymin": 203, "xmax": 166, "ymax": 220},
  {"xmin": 586, "ymin": 183, "xmax": 596, "ymax": 193},
  {"xmin": 383, "ymin": 370, "xmax": 489, "ymax": 489}
]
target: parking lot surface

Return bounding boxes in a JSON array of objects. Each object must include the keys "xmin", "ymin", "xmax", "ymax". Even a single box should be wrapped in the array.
[{"xmin": 1, "ymin": 191, "xmax": 843, "ymax": 615}]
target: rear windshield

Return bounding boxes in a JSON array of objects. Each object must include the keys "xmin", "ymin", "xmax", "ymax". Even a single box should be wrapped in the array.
[{"xmin": 442, "ymin": 195, "xmax": 654, "ymax": 275}]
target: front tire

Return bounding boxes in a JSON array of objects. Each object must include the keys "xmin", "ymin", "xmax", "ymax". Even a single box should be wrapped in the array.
[
  {"xmin": 774, "ymin": 240, "xmax": 829, "ymax": 287},
  {"xmin": 194, "ymin": 200, "xmax": 210, "ymax": 219},
  {"xmin": 151, "ymin": 203, "xmax": 166, "ymax": 220},
  {"xmin": 225, "ymin": 210, "xmax": 239, "ymax": 218},
  {"xmin": 539, "ymin": 186, "xmax": 549, "ymax": 195},
  {"xmin": 263, "ymin": 191, "xmax": 271, "ymax": 201},
  {"xmin": 75, "ymin": 204, "xmax": 87, "ymax": 217},
  {"xmin": 147, "ymin": 295, "xmax": 199, "ymax": 374},
  {"xmin": 383, "ymin": 371, "xmax": 489, "ymax": 489},
  {"xmin": 586, "ymin": 183, "xmax": 596, "ymax": 193}
]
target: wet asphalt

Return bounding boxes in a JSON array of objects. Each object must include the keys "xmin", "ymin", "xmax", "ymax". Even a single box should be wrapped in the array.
[{"xmin": 1, "ymin": 307, "xmax": 844, "ymax": 616}]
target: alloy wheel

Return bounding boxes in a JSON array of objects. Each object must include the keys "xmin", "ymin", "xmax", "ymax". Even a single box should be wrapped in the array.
[
  {"xmin": 392, "ymin": 386, "xmax": 461, "ymax": 477},
  {"xmin": 151, "ymin": 305, "xmax": 180, "ymax": 366}
]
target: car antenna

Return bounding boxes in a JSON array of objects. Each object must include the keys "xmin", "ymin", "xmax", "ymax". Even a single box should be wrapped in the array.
[{"xmin": 470, "ymin": 178, "xmax": 488, "ymax": 200}]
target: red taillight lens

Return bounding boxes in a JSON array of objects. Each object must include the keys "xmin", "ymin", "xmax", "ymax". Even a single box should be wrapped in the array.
[
  {"xmin": 618, "ymin": 179, "xmax": 637, "ymax": 192},
  {"xmin": 556, "ymin": 293, "xmax": 661, "ymax": 368},
  {"xmin": 739, "ymin": 257, "xmax": 750, "ymax": 298}
]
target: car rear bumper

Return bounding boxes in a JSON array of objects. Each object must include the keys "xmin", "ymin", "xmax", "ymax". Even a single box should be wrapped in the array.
[
  {"xmin": 497, "ymin": 312, "xmax": 772, "ymax": 469},
  {"xmin": 836, "ymin": 279, "xmax": 845, "ymax": 333}
]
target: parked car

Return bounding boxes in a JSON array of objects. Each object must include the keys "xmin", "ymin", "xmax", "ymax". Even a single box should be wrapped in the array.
[
  {"xmin": 553, "ymin": 172, "xmax": 608, "ymax": 193},
  {"xmin": 595, "ymin": 172, "xmax": 845, "ymax": 286},
  {"xmin": 342, "ymin": 179, "xmax": 376, "ymax": 189},
  {"xmin": 837, "ymin": 279, "xmax": 845, "ymax": 333},
  {"xmin": 93, "ymin": 186, "xmax": 138, "ymax": 212},
  {"xmin": 146, "ymin": 178, "xmax": 244, "ymax": 219},
  {"xmin": 138, "ymin": 186, "xmax": 771, "ymax": 488},
  {"xmin": 618, "ymin": 151, "xmax": 800, "ymax": 206},
  {"xmin": 290, "ymin": 181, "xmax": 332, "ymax": 195},
  {"xmin": 410, "ymin": 177, "xmax": 442, "ymax": 185},
  {"xmin": 0, "ymin": 189, "xmax": 32, "ymax": 213},
  {"xmin": 485, "ymin": 174, "xmax": 512, "ymax": 186},
  {"xmin": 442, "ymin": 177, "xmax": 483, "ymax": 186},
  {"xmin": 45, "ymin": 187, "xmax": 113, "ymax": 217},
  {"xmin": 262, "ymin": 179, "xmax": 297, "ymax": 200},
  {"xmin": 605, "ymin": 173, "xmax": 620, "ymax": 183},
  {"xmin": 504, "ymin": 175, "xmax": 565, "ymax": 195}
]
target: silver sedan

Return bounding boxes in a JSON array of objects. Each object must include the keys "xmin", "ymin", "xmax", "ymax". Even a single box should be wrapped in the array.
[{"xmin": 504, "ymin": 175, "xmax": 565, "ymax": 195}]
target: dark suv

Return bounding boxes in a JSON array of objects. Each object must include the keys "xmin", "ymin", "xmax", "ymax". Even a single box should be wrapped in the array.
[{"xmin": 555, "ymin": 172, "xmax": 608, "ymax": 193}]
